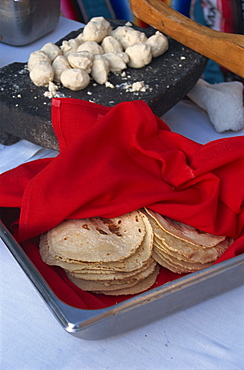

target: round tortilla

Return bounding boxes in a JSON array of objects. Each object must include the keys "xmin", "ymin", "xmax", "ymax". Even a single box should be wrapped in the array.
[
  {"xmin": 145, "ymin": 208, "xmax": 225, "ymax": 247},
  {"xmin": 40, "ymin": 210, "xmax": 153, "ymax": 271},
  {"xmin": 46, "ymin": 210, "xmax": 146, "ymax": 262},
  {"xmin": 69, "ymin": 259, "xmax": 157, "ymax": 282},
  {"xmin": 153, "ymin": 243, "xmax": 212, "ymax": 273},
  {"xmin": 153, "ymin": 234, "xmax": 218, "ymax": 264},
  {"xmin": 95, "ymin": 265, "xmax": 160, "ymax": 295},
  {"xmin": 147, "ymin": 215, "xmax": 228, "ymax": 264}
]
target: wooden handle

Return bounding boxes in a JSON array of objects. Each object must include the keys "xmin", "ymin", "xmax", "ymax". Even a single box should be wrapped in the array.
[{"xmin": 130, "ymin": 0, "xmax": 244, "ymax": 78}]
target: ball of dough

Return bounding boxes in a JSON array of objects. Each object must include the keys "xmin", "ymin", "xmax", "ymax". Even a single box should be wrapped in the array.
[
  {"xmin": 146, "ymin": 31, "xmax": 169, "ymax": 58},
  {"xmin": 52, "ymin": 55, "xmax": 71, "ymax": 83},
  {"xmin": 60, "ymin": 39, "xmax": 80, "ymax": 57},
  {"xmin": 60, "ymin": 68, "xmax": 90, "ymax": 91},
  {"xmin": 101, "ymin": 36, "xmax": 123, "ymax": 53},
  {"xmin": 75, "ymin": 32, "xmax": 85, "ymax": 44},
  {"xmin": 83, "ymin": 16, "xmax": 112, "ymax": 43},
  {"xmin": 103, "ymin": 52, "xmax": 129, "ymax": 73},
  {"xmin": 126, "ymin": 43, "xmax": 152, "ymax": 68},
  {"xmin": 41, "ymin": 42, "xmax": 62, "ymax": 62},
  {"xmin": 68, "ymin": 51, "xmax": 94, "ymax": 73},
  {"xmin": 28, "ymin": 50, "xmax": 51, "ymax": 71},
  {"xmin": 111, "ymin": 26, "xmax": 127, "ymax": 41},
  {"xmin": 111, "ymin": 26, "xmax": 147, "ymax": 49},
  {"xmin": 29, "ymin": 60, "xmax": 54, "ymax": 87},
  {"xmin": 91, "ymin": 55, "xmax": 110, "ymax": 84},
  {"xmin": 77, "ymin": 40, "xmax": 104, "ymax": 56}
]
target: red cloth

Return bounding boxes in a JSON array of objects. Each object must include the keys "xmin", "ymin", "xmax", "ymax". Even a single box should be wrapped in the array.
[
  {"xmin": 0, "ymin": 98, "xmax": 244, "ymax": 309},
  {"xmin": 60, "ymin": 0, "xmax": 78, "ymax": 21}
]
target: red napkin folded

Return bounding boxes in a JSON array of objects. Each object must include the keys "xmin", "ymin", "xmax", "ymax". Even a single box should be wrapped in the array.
[
  {"xmin": 0, "ymin": 98, "xmax": 244, "ymax": 309},
  {"xmin": 1, "ymin": 98, "xmax": 244, "ymax": 240}
]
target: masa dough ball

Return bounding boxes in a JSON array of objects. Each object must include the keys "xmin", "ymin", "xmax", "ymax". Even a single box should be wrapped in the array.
[
  {"xmin": 101, "ymin": 36, "xmax": 123, "ymax": 53},
  {"xmin": 111, "ymin": 26, "xmax": 147, "ymax": 49},
  {"xmin": 68, "ymin": 51, "xmax": 94, "ymax": 73},
  {"xmin": 91, "ymin": 55, "xmax": 110, "ymax": 84},
  {"xmin": 60, "ymin": 38, "xmax": 80, "ymax": 57},
  {"xmin": 77, "ymin": 41, "xmax": 104, "ymax": 56},
  {"xmin": 60, "ymin": 68, "xmax": 90, "ymax": 91},
  {"xmin": 75, "ymin": 32, "xmax": 85, "ymax": 44},
  {"xmin": 29, "ymin": 60, "xmax": 54, "ymax": 87},
  {"xmin": 41, "ymin": 42, "xmax": 62, "ymax": 62},
  {"xmin": 83, "ymin": 16, "xmax": 111, "ymax": 43},
  {"xmin": 110, "ymin": 26, "xmax": 126, "ymax": 44},
  {"xmin": 126, "ymin": 43, "xmax": 152, "ymax": 68},
  {"xmin": 28, "ymin": 50, "xmax": 51, "ymax": 71},
  {"xmin": 146, "ymin": 31, "xmax": 169, "ymax": 58},
  {"xmin": 52, "ymin": 55, "xmax": 71, "ymax": 83},
  {"xmin": 103, "ymin": 52, "xmax": 129, "ymax": 73}
]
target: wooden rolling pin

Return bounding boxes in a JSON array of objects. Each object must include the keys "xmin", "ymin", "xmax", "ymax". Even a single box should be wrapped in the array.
[{"xmin": 130, "ymin": 0, "xmax": 244, "ymax": 78}]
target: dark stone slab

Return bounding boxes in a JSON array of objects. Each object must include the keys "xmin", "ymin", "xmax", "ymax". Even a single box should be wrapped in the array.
[
  {"xmin": 0, "ymin": 20, "xmax": 207, "ymax": 150},
  {"xmin": 0, "ymin": 130, "xmax": 20, "ymax": 145}
]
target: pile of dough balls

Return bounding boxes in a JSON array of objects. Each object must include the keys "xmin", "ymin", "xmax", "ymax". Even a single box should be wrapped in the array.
[{"xmin": 28, "ymin": 17, "xmax": 169, "ymax": 91}]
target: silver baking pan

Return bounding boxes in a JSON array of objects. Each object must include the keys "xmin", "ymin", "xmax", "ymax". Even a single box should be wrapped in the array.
[
  {"xmin": 1, "ymin": 219, "xmax": 243, "ymax": 340},
  {"xmin": 0, "ymin": 0, "xmax": 60, "ymax": 46}
]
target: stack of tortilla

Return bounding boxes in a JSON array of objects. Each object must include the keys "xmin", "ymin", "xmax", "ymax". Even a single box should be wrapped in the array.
[
  {"xmin": 39, "ymin": 210, "xmax": 159, "ymax": 295},
  {"xmin": 144, "ymin": 208, "xmax": 232, "ymax": 274}
]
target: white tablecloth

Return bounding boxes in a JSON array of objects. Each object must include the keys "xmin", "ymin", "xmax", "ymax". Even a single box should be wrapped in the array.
[{"xmin": 0, "ymin": 16, "xmax": 243, "ymax": 370}]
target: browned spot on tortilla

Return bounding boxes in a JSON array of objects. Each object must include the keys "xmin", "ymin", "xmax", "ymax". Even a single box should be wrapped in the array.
[{"xmin": 96, "ymin": 228, "xmax": 109, "ymax": 235}]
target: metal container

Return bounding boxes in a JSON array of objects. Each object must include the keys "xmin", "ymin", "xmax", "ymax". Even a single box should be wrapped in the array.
[
  {"xmin": 0, "ymin": 0, "xmax": 60, "ymax": 46},
  {"xmin": 1, "ymin": 219, "xmax": 243, "ymax": 340}
]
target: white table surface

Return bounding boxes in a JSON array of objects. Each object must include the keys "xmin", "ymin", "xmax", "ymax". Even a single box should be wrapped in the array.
[{"xmin": 0, "ymin": 16, "xmax": 243, "ymax": 370}]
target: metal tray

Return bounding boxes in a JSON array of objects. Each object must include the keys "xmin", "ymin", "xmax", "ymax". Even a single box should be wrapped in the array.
[{"xmin": 1, "ymin": 219, "xmax": 243, "ymax": 340}]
